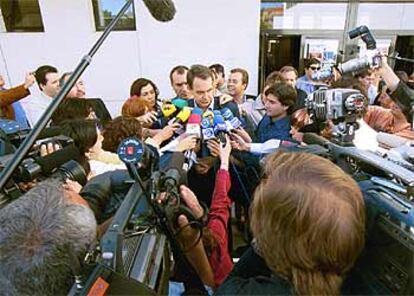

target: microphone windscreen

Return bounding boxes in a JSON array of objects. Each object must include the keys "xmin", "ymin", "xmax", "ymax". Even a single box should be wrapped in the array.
[
  {"xmin": 191, "ymin": 107, "xmax": 203, "ymax": 116},
  {"xmin": 213, "ymin": 114, "xmax": 225, "ymax": 125},
  {"xmin": 142, "ymin": 0, "xmax": 176, "ymax": 22},
  {"xmin": 302, "ymin": 133, "xmax": 330, "ymax": 147},
  {"xmin": 187, "ymin": 114, "xmax": 202, "ymax": 124},
  {"xmin": 376, "ymin": 132, "xmax": 409, "ymax": 149},
  {"xmin": 172, "ymin": 98, "xmax": 188, "ymax": 109},
  {"xmin": 36, "ymin": 144, "xmax": 81, "ymax": 175},
  {"xmin": 213, "ymin": 110, "xmax": 222, "ymax": 118},
  {"xmin": 202, "ymin": 111, "xmax": 214, "ymax": 119},
  {"xmin": 220, "ymin": 108, "xmax": 234, "ymax": 121},
  {"xmin": 201, "ymin": 118, "xmax": 211, "ymax": 129},
  {"xmin": 176, "ymin": 107, "xmax": 191, "ymax": 123},
  {"xmin": 161, "ymin": 103, "xmax": 177, "ymax": 118}
]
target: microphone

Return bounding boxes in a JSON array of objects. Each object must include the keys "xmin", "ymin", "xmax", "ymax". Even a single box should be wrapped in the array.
[
  {"xmin": 213, "ymin": 114, "xmax": 228, "ymax": 143},
  {"xmin": 142, "ymin": 0, "xmax": 176, "ymax": 22},
  {"xmin": 161, "ymin": 102, "xmax": 177, "ymax": 118},
  {"xmin": 220, "ymin": 107, "xmax": 242, "ymax": 130},
  {"xmin": 376, "ymin": 132, "xmax": 409, "ymax": 149},
  {"xmin": 202, "ymin": 111, "xmax": 214, "ymax": 127},
  {"xmin": 172, "ymin": 98, "xmax": 189, "ymax": 109},
  {"xmin": 302, "ymin": 133, "xmax": 330, "ymax": 147},
  {"xmin": 168, "ymin": 106, "xmax": 191, "ymax": 125},
  {"xmin": 185, "ymin": 113, "xmax": 202, "ymax": 138}
]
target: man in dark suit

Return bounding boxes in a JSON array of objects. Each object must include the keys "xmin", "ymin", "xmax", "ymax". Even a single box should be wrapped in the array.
[{"xmin": 185, "ymin": 65, "xmax": 240, "ymax": 207}]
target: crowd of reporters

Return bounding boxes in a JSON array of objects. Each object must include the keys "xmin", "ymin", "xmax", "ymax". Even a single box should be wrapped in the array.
[{"xmin": 0, "ymin": 54, "xmax": 413, "ymax": 295}]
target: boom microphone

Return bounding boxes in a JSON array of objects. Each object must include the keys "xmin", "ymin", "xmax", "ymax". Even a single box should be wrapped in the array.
[{"xmin": 142, "ymin": 0, "xmax": 176, "ymax": 22}]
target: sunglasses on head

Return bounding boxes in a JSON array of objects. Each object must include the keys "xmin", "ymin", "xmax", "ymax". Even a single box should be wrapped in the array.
[{"xmin": 310, "ymin": 66, "xmax": 321, "ymax": 71}]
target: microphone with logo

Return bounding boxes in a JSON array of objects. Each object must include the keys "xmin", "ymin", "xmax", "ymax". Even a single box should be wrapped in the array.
[
  {"xmin": 182, "ymin": 108, "xmax": 202, "ymax": 170},
  {"xmin": 221, "ymin": 107, "xmax": 242, "ymax": 131},
  {"xmin": 213, "ymin": 114, "xmax": 228, "ymax": 144}
]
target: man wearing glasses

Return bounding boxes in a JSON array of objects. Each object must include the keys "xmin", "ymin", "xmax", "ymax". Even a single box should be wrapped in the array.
[{"xmin": 296, "ymin": 58, "xmax": 321, "ymax": 95}]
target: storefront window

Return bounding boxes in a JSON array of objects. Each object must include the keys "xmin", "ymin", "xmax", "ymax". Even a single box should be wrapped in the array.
[
  {"xmin": 357, "ymin": 3, "xmax": 414, "ymax": 31},
  {"xmin": 261, "ymin": 2, "xmax": 347, "ymax": 30}
]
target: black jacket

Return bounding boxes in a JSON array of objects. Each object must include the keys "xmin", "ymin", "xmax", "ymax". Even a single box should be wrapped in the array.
[{"xmin": 390, "ymin": 81, "xmax": 414, "ymax": 122}]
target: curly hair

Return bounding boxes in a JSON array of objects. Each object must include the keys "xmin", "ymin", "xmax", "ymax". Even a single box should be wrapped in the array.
[
  {"xmin": 102, "ymin": 116, "xmax": 143, "ymax": 153},
  {"xmin": 121, "ymin": 96, "xmax": 151, "ymax": 118},
  {"xmin": 251, "ymin": 152, "xmax": 365, "ymax": 295}
]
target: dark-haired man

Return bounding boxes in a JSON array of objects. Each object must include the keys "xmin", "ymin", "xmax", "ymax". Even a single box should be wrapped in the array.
[
  {"xmin": 227, "ymin": 68, "xmax": 255, "ymax": 105},
  {"xmin": 254, "ymin": 82, "xmax": 296, "ymax": 143},
  {"xmin": 21, "ymin": 65, "xmax": 60, "ymax": 126},
  {"xmin": 187, "ymin": 65, "xmax": 239, "ymax": 116},
  {"xmin": 296, "ymin": 58, "xmax": 321, "ymax": 95},
  {"xmin": 170, "ymin": 65, "xmax": 191, "ymax": 100}
]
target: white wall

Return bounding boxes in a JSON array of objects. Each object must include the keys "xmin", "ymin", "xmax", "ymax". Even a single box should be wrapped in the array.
[{"xmin": 0, "ymin": 0, "xmax": 261, "ymax": 116}]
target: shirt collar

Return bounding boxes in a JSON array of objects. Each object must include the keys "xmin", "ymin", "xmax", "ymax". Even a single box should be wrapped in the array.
[{"xmin": 194, "ymin": 98, "xmax": 215, "ymax": 111}]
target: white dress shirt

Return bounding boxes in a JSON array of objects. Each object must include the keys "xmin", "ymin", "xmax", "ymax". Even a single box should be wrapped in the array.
[{"xmin": 20, "ymin": 88, "xmax": 53, "ymax": 127}]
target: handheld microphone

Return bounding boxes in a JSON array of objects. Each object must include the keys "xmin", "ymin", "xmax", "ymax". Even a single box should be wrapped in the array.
[
  {"xmin": 202, "ymin": 111, "xmax": 215, "ymax": 126},
  {"xmin": 172, "ymin": 98, "xmax": 189, "ymax": 109},
  {"xmin": 142, "ymin": 0, "xmax": 176, "ymax": 22},
  {"xmin": 185, "ymin": 114, "xmax": 202, "ymax": 138},
  {"xmin": 200, "ymin": 116, "xmax": 215, "ymax": 141},
  {"xmin": 213, "ymin": 115, "xmax": 228, "ymax": 143},
  {"xmin": 220, "ymin": 107, "xmax": 242, "ymax": 130},
  {"xmin": 161, "ymin": 102, "xmax": 177, "ymax": 118},
  {"xmin": 169, "ymin": 107, "xmax": 191, "ymax": 125}
]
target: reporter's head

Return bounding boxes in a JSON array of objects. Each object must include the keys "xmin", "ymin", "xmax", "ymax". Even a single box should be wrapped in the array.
[
  {"xmin": 0, "ymin": 179, "xmax": 97, "ymax": 294},
  {"xmin": 250, "ymin": 152, "xmax": 365, "ymax": 295}
]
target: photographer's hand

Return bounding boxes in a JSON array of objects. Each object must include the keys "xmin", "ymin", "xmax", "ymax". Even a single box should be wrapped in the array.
[
  {"xmin": 179, "ymin": 185, "xmax": 203, "ymax": 219},
  {"xmin": 379, "ymin": 55, "xmax": 400, "ymax": 92},
  {"xmin": 40, "ymin": 142, "xmax": 61, "ymax": 157}
]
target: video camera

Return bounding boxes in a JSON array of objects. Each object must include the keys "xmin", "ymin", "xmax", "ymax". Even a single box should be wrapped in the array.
[
  {"xmin": 312, "ymin": 25, "xmax": 382, "ymax": 81},
  {"xmin": 304, "ymin": 88, "xmax": 414, "ymax": 295},
  {"xmin": 306, "ymin": 88, "xmax": 366, "ymax": 145},
  {"xmin": 0, "ymin": 133, "xmax": 88, "ymax": 207},
  {"xmin": 70, "ymin": 138, "xmax": 208, "ymax": 295}
]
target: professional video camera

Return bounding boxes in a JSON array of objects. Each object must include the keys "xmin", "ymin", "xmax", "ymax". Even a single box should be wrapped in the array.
[
  {"xmin": 0, "ymin": 133, "xmax": 88, "ymax": 207},
  {"xmin": 304, "ymin": 88, "xmax": 414, "ymax": 295},
  {"xmin": 312, "ymin": 25, "xmax": 381, "ymax": 81},
  {"xmin": 70, "ymin": 138, "xmax": 208, "ymax": 295}
]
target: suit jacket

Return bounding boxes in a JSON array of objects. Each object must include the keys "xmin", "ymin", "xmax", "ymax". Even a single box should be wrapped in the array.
[{"xmin": 0, "ymin": 84, "xmax": 30, "ymax": 120}]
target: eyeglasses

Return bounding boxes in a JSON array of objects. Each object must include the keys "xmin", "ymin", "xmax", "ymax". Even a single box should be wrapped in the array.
[{"xmin": 310, "ymin": 66, "xmax": 321, "ymax": 71}]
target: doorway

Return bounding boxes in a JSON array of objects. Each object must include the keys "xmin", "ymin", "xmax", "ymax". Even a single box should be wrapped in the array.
[
  {"xmin": 259, "ymin": 33, "xmax": 301, "ymax": 90},
  {"xmin": 394, "ymin": 36, "xmax": 414, "ymax": 76}
]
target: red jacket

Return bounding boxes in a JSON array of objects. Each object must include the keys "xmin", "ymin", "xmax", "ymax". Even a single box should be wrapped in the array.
[{"xmin": 208, "ymin": 169, "xmax": 233, "ymax": 286}]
